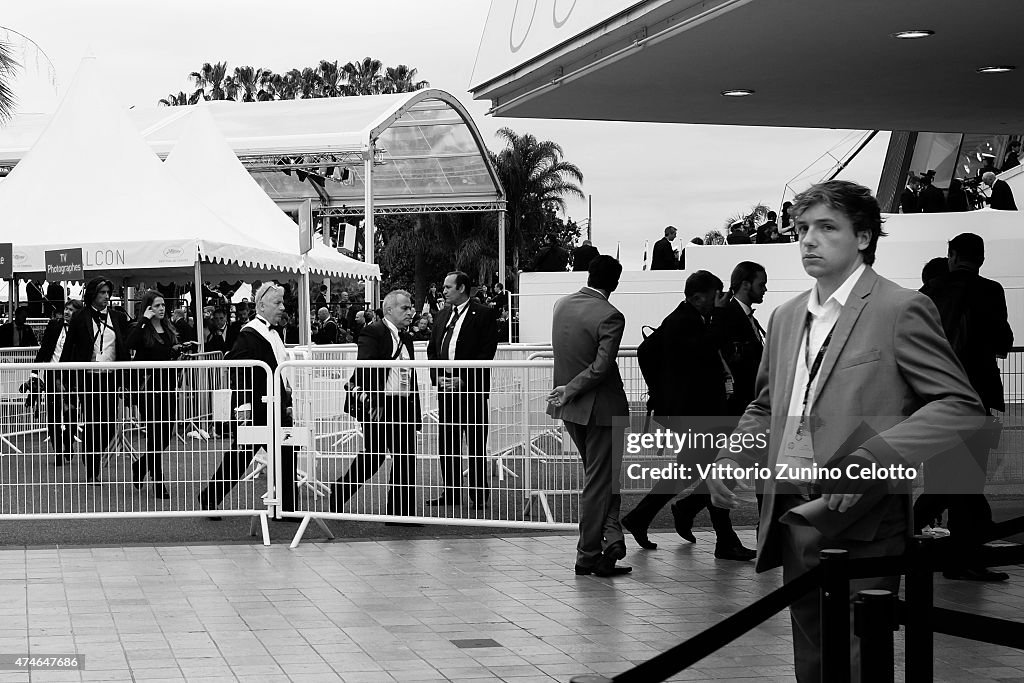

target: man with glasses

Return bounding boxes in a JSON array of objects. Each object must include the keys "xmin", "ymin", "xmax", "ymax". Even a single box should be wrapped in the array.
[{"xmin": 59, "ymin": 277, "xmax": 130, "ymax": 484}]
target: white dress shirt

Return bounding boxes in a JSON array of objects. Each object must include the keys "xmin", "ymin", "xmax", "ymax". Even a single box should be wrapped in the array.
[
  {"xmin": 777, "ymin": 263, "xmax": 866, "ymax": 479},
  {"xmin": 383, "ymin": 317, "xmax": 412, "ymax": 395},
  {"xmin": 91, "ymin": 308, "xmax": 117, "ymax": 363}
]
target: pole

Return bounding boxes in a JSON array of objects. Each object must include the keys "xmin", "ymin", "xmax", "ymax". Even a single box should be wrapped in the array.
[
  {"xmin": 905, "ymin": 535, "xmax": 934, "ymax": 683},
  {"xmin": 854, "ymin": 590, "xmax": 897, "ymax": 683},
  {"xmin": 299, "ymin": 260, "xmax": 311, "ymax": 348},
  {"xmin": 819, "ymin": 549, "xmax": 851, "ymax": 683},
  {"xmin": 193, "ymin": 260, "xmax": 206, "ymax": 354},
  {"xmin": 587, "ymin": 194, "xmax": 592, "ymax": 242},
  {"xmin": 498, "ymin": 208, "xmax": 507, "ymax": 288},
  {"xmin": 363, "ymin": 143, "xmax": 377, "ymax": 310}
]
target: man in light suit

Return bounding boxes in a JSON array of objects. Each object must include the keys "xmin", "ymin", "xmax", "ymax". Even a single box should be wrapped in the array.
[
  {"xmin": 548, "ymin": 255, "xmax": 632, "ymax": 577},
  {"xmin": 706, "ymin": 181, "xmax": 985, "ymax": 682}
]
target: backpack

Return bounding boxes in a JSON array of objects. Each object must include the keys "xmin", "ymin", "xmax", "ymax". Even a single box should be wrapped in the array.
[{"xmin": 636, "ymin": 324, "xmax": 666, "ymax": 413}]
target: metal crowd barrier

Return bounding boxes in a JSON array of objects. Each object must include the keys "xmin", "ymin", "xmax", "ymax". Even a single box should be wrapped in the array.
[
  {"xmin": 274, "ymin": 359, "xmax": 585, "ymax": 546},
  {"xmin": 0, "ymin": 360, "xmax": 275, "ymax": 544}
]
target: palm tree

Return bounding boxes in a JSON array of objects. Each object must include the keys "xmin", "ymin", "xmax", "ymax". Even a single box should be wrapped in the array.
[
  {"xmin": 230, "ymin": 65, "xmax": 272, "ymax": 102},
  {"xmin": 316, "ymin": 60, "xmax": 344, "ymax": 98},
  {"xmin": 491, "ymin": 127, "xmax": 585, "ymax": 278},
  {"xmin": 189, "ymin": 61, "xmax": 230, "ymax": 101},
  {"xmin": 383, "ymin": 65, "xmax": 429, "ymax": 94},
  {"xmin": 0, "ymin": 41, "xmax": 18, "ymax": 121},
  {"xmin": 343, "ymin": 57, "xmax": 384, "ymax": 95},
  {"xmin": 158, "ymin": 91, "xmax": 196, "ymax": 106}
]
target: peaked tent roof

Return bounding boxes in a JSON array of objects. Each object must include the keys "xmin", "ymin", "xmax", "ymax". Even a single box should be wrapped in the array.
[
  {"xmin": 163, "ymin": 107, "xmax": 379, "ymax": 280},
  {"xmin": 0, "ymin": 57, "xmax": 303, "ymax": 280}
]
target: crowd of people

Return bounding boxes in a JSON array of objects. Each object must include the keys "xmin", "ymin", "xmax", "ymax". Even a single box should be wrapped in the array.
[
  {"xmin": 547, "ymin": 180, "xmax": 1012, "ymax": 681},
  {"xmin": 901, "ymin": 144, "xmax": 1020, "ymax": 214}
]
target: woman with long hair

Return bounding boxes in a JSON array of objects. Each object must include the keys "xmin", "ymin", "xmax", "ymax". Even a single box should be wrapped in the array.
[{"xmin": 126, "ymin": 289, "xmax": 190, "ymax": 498}]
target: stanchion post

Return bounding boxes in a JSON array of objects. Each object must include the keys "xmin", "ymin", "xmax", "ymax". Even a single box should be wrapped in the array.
[
  {"xmin": 905, "ymin": 534, "xmax": 934, "ymax": 683},
  {"xmin": 820, "ymin": 548, "xmax": 851, "ymax": 683},
  {"xmin": 854, "ymin": 589, "xmax": 897, "ymax": 683}
]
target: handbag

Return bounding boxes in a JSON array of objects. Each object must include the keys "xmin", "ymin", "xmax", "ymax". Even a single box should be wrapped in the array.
[{"xmin": 343, "ymin": 341, "xmax": 404, "ymax": 421}]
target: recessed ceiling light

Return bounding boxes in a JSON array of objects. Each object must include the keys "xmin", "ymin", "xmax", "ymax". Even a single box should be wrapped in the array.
[
  {"xmin": 890, "ymin": 29, "xmax": 934, "ymax": 40},
  {"xmin": 976, "ymin": 65, "xmax": 1015, "ymax": 74},
  {"xmin": 721, "ymin": 89, "xmax": 754, "ymax": 97}
]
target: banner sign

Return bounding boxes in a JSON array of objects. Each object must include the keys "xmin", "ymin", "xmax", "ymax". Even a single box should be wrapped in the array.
[
  {"xmin": 299, "ymin": 199, "xmax": 313, "ymax": 254},
  {"xmin": 0, "ymin": 243, "xmax": 11, "ymax": 279},
  {"xmin": 44, "ymin": 248, "xmax": 84, "ymax": 281}
]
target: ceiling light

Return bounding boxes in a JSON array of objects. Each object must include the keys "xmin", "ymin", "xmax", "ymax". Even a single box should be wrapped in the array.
[
  {"xmin": 976, "ymin": 65, "xmax": 1015, "ymax": 74},
  {"xmin": 890, "ymin": 29, "xmax": 934, "ymax": 40},
  {"xmin": 721, "ymin": 89, "xmax": 754, "ymax": 97}
]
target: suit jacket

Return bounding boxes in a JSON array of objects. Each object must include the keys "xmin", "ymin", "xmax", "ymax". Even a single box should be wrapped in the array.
[
  {"xmin": 59, "ymin": 307, "xmax": 130, "ymax": 363},
  {"xmin": 0, "ymin": 322, "xmax": 38, "ymax": 348},
  {"xmin": 127, "ymin": 319, "xmax": 179, "ymax": 362},
  {"xmin": 710, "ymin": 299, "xmax": 764, "ymax": 415},
  {"xmin": 990, "ymin": 179, "xmax": 1017, "ymax": 210},
  {"xmin": 719, "ymin": 267, "xmax": 985, "ymax": 572},
  {"xmin": 427, "ymin": 300, "xmax": 498, "ymax": 394},
  {"xmin": 204, "ymin": 327, "xmax": 231, "ymax": 353},
  {"xmin": 548, "ymin": 288, "xmax": 629, "ymax": 426},
  {"xmin": 225, "ymin": 319, "xmax": 247, "ymax": 348},
  {"xmin": 921, "ymin": 270, "xmax": 1013, "ymax": 411},
  {"xmin": 726, "ymin": 233, "xmax": 752, "ymax": 245},
  {"xmin": 354, "ymin": 320, "xmax": 421, "ymax": 421},
  {"xmin": 919, "ymin": 184, "xmax": 946, "ymax": 213},
  {"xmin": 900, "ymin": 188, "xmax": 920, "ymax": 214},
  {"xmin": 650, "ymin": 237, "xmax": 677, "ymax": 270},
  {"xmin": 313, "ymin": 318, "xmax": 339, "ymax": 345},
  {"xmin": 225, "ymin": 325, "xmax": 292, "ymax": 427},
  {"xmin": 654, "ymin": 301, "xmax": 728, "ymax": 417},
  {"xmin": 33, "ymin": 318, "xmax": 67, "ymax": 364}
]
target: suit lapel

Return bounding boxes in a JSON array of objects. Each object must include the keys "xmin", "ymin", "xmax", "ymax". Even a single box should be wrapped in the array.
[
  {"xmin": 777, "ymin": 292, "xmax": 809, "ymax": 418},
  {"xmin": 809, "ymin": 268, "xmax": 876, "ymax": 401}
]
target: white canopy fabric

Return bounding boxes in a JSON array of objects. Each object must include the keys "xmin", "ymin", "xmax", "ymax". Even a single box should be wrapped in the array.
[
  {"xmin": 0, "ymin": 57, "xmax": 303, "ymax": 281},
  {"xmin": 163, "ymin": 107, "xmax": 379, "ymax": 280}
]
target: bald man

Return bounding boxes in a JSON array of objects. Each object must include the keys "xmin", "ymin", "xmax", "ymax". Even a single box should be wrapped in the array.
[{"xmin": 313, "ymin": 306, "xmax": 339, "ymax": 344}]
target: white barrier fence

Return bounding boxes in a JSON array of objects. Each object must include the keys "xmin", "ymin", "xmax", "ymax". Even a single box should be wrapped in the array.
[{"xmin": 0, "ymin": 359, "xmax": 275, "ymax": 544}]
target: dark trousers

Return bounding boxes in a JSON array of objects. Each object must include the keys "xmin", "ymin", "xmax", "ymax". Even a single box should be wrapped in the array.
[
  {"xmin": 134, "ymin": 368, "xmax": 178, "ymax": 483},
  {"xmin": 777, "ymin": 494, "xmax": 905, "ymax": 683},
  {"xmin": 332, "ymin": 395, "xmax": 417, "ymax": 516},
  {"xmin": 44, "ymin": 374, "xmax": 73, "ymax": 456},
  {"xmin": 77, "ymin": 370, "xmax": 118, "ymax": 480},
  {"xmin": 564, "ymin": 420, "xmax": 624, "ymax": 567},
  {"xmin": 437, "ymin": 392, "xmax": 489, "ymax": 503},
  {"xmin": 199, "ymin": 410, "xmax": 295, "ymax": 512}
]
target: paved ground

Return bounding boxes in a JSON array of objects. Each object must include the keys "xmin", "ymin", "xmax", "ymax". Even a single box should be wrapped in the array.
[{"xmin": 0, "ymin": 529, "xmax": 1022, "ymax": 682}]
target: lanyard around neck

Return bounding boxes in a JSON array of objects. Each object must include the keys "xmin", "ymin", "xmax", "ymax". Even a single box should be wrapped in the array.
[{"xmin": 798, "ymin": 311, "xmax": 836, "ymax": 425}]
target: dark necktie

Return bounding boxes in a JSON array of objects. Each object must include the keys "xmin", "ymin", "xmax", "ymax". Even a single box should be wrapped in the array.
[
  {"xmin": 440, "ymin": 306, "xmax": 463, "ymax": 360},
  {"xmin": 749, "ymin": 310, "xmax": 766, "ymax": 345}
]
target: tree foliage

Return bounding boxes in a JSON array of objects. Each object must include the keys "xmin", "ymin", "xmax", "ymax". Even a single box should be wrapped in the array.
[{"xmin": 161, "ymin": 58, "xmax": 430, "ymax": 105}]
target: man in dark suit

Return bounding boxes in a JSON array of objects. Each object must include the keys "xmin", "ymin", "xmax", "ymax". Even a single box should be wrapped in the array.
[
  {"xmin": 204, "ymin": 309, "xmax": 230, "ymax": 353},
  {"xmin": 59, "ymin": 277, "xmax": 131, "ymax": 483},
  {"xmin": 548, "ymin": 255, "xmax": 632, "ymax": 576},
  {"xmin": 198, "ymin": 283, "xmax": 295, "ymax": 518},
  {"xmin": 225, "ymin": 301, "xmax": 250, "ymax": 348},
  {"xmin": 919, "ymin": 171, "xmax": 946, "ymax": 213},
  {"xmin": 900, "ymin": 174, "xmax": 921, "ymax": 213},
  {"xmin": 330, "ymin": 289, "xmax": 421, "ymax": 523},
  {"xmin": 707, "ymin": 181, "xmax": 985, "ymax": 681},
  {"xmin": 533, "ymin": 234, "xmax": 570, "ymax": 272},
  {"xmin": 571, "ymin": 240, "xmax": 600, "ymax": 272},
  {"xmin": 1001, "ymin": 141, "xmax": 1020, "ymax": 173},
  {"xmin": 755, "ymin": 212, "xmax": 778, "ymax": 244},
  {"xmin": 917, "ymin": 233, "xmax": 1013, "ymax": 581},
  {"xmin": 0, "ymin": 306, "xmax": 38, "ymax": 347},
  {"xmin": 983, "ymin": 171, "xmax": 1017, "ymax": 210},
  {"xmin": 427, "ymin": 271, "xmax": 498, "ymax": 506},
  {"xmin": 620, "ymin": 270, "xmax": 755, "ymax": 561},
  {"xmin": 726, "ymin": 223, "xmax": 752, "ymax": 245},
  {"xmin": 26, "ymin": 299, "xmax": 84, "ymax": 461},
  {"xmin": 313, "ymin": 307, "xmax": 339, "ymax": 345},
  {"xmin": 650, "ymin": 226, "xmax": 678, "ymax": 270}
]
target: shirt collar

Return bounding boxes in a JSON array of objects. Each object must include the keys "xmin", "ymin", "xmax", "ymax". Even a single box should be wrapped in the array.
[
  {"xmin": 582, "ymin": 286, "xmax": 608, "ymax": 300},
  {"xmin": 383, "ymin": 316, "xmax": 403, "ymax": 338},
  {"xmin": 451, "ymin": 299, "xmax": 470, "ymax": 315},
  {"xmin": 809, "ymin": 262, "xmax": 865, "ymax": 314},
  {"xmin": 735, "ymin": 298, "xmax": 752, "ymax": 316}
]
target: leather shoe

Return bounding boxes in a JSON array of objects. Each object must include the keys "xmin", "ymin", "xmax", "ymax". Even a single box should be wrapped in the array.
[
  {"xmin": 622, "ymin": 515, "xmax": 657, "ymax": 550},
  {"xmin": 671, "ymin": 503, "xmax": 696, "ymax": 543},
  {"xmin": 943, "ymin": 567, "xmax": 1009, "ymax": 582},
  {"xmin": 575, "ymin": 561, "xmax": 633, "ymax": 577},
  {"xmin": 715, "ymin": 545, "xmax": 757, "ymax": 561}
]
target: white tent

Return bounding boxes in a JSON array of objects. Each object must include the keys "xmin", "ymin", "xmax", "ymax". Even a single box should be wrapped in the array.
[
  {"xmin": 162, "ymin": 107, "xmax": 379, "ymax": 281},
  {"xmin": 0, "ymin": 57, "xmax": 302, "ymax": 281}
]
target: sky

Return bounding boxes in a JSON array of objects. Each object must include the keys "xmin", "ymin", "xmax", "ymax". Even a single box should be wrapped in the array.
[{"xmin": 0, "ymin": 0, "xmax": 888, "ymax": 270}]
